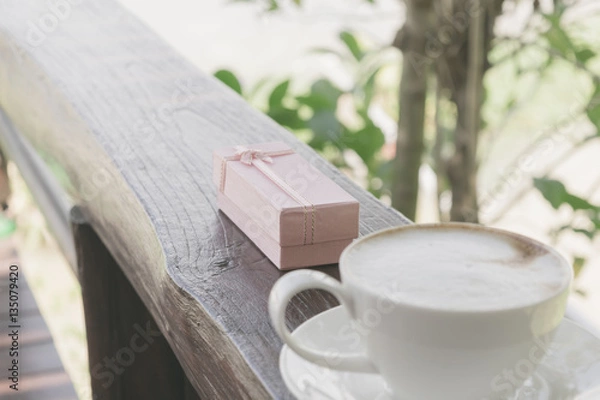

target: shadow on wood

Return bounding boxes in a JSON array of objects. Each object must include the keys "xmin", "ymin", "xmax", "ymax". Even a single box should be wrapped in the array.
[{"xmin": 73, "ymin": 215, "xmax": 195, "ymax": 400}]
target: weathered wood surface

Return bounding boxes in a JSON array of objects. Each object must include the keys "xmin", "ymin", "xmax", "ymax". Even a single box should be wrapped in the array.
[{"xmin": 0, "ymin": 1, "xmax": 409, "ymax": 398}]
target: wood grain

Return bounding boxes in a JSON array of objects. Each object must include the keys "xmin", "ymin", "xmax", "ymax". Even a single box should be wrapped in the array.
[{"xmin": 0, "ymin": 1, "xmax": 410, "ymax": 398}]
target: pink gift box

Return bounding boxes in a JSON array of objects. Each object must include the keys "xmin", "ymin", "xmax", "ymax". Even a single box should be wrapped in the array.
[{"xmin": 213, "ymin": 142, "xmax": 359, "ymax": 270}]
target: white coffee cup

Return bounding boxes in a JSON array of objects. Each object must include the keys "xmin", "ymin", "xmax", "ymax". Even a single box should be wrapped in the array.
[{"xmin": 269, "ymin": 223, "xmax": 572, "ymax": 399}]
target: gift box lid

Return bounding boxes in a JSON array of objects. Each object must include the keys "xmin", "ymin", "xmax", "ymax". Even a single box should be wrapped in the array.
[{"xmin": 213, "ymin": 142, "xmax": 359, "ymax": 247}]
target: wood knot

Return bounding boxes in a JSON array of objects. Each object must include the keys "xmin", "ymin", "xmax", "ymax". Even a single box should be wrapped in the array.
[{"xmin": 211, "ymin": 258, "xmax": 229, "ymax": 268}]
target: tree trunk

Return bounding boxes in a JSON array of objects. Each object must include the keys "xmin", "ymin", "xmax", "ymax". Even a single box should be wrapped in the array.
[
  {"xmin": 391, "ymin": 0, "xmax": 503, "ymax": 222},
  {"xmin": 391, "ymin": 0, "xmax": 434, "ymax": 220},
  {"xmin": 445, "ymin": 0, "xmax": 483, "ymax": 222},
  {"xmin": 437, "ymin": 0, "xmax": 504, "ymax": 222}
]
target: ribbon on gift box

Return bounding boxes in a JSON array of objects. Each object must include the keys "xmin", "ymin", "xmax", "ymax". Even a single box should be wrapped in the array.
[{"xmin": 219, "ymin": 146, "xmax": 316, "ymax": 245}]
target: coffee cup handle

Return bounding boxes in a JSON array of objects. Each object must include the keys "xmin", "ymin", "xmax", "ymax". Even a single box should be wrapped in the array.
[{"xmin": 269, "ymin": 270, "xmax": 377, "ymax": 373}]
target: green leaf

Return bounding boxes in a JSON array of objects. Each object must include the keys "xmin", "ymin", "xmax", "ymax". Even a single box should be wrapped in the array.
[
  {"xmin": 267, "ymin": 107, "xmax": 305, "ymax": 130},
  {"xmin": 307, "ymin": 111, "xmax": 342, "ymax": 147},
  {"xmin": 542, "ymin": 15, "xmax": 575, "ymax": 59},
  {"xmin": 533, "ymin": 178, "xmax": 567, "ymax": 209},
  {"xmin": 341, "ymin": 120, "xmax": 385, "ymax": 165},
  {"xmin": 572, "ymin": 228, "xmax": 596, "ymax": 240},
  {"xmin": 358, "ymin": 65, "xmax": 382, "ymax": 108},
  {"xmin": 533, "ymin": 178, "xmax": 599, "ymax": 211},
  {"xmin": 296, "ymin": 79, "xmax": 342, "ymax": 111},
  {"xmin": 586, "ymin": 84, "xmax": 600, "ymax": 129},
  {"xmin": 573, "ymin": 256, "xmax": 586, "ymax": 278},
  {"xmin": 575, "ymin": 49, "xmax": 596, "ymax": 64},
  {"xmin": 593, "ymin": 216, "xmax": 600, "ymax": 231},
  {"xmin": 268, "ymin": 80, "xmax": 290, "ymax": 110},
  {"xmin": 376, "ymin": 159, "xmax": 393, "ymax": 189},
  {"xmin": 564, "ymin": 194, "xmax": 598, "ymax": 211},
  {"xmin": 544, "ymin": 29, "xmax": 573, "ymax": 58},
  {"xmin": 214, "ymin": 69, "xmax": 243, "ymax": 95},
  {"xmin": 542, "ymin": 12, "xmax": 560, "ymax": 26},
  {"xmin": 339, "ymin": 31, "xmax": 364, "ymax": 61}
]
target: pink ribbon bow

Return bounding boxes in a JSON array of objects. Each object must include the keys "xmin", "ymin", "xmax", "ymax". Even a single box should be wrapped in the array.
[
  {"xmin": 235, "ymin": 146, "xmax": 274, "ymax": 165},
  {"xmin": 219, "ymin": 145, "xmax": 316, "ymax": 245}
]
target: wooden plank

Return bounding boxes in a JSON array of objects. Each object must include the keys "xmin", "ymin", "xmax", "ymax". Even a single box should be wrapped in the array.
[
  {"xmin": 73, "ymin": 218, "xmax": 186, "ymax": 400},
  {"xmin": 0, "ymin": 1, "xmax": 410, "ymax": 398},
  {"xmin": 9, "ymin": 340, "xmax": 66, "ymax": 376},
  {"xmin": 0, "ymin": 250, "xmax": 77, "ymax": 400},
  {"xmin": 0, "ymin": 370, "xmax": 77, "ymax": 400},
  {"xmin": 0, "ymin": 280, "xmax": 41, "ymax": 319},
  {"xmin": 0, "ymin": 314, "xmax": 52, "ymax": 348}
]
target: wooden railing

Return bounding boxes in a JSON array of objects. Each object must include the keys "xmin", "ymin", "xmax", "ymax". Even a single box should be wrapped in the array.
[{"xmin": 0, "ymin": 1, "xmax": 409, "ymax": 398}]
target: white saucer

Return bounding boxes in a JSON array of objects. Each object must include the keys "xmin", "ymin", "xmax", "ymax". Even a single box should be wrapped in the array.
[{"xmin": 280, "ymin": 306, "xmax": 600, "ymax": 400}]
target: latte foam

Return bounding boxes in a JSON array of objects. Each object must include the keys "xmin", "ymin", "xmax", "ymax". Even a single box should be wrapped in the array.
[{"xmin": 343, "ymin": 226, "xmax": 570, "ymax": 311}]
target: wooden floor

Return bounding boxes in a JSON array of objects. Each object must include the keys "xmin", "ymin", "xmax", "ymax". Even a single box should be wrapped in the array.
[{"xmin": 0, "ymin": 238, "xmax": 78, "ymax": 400}]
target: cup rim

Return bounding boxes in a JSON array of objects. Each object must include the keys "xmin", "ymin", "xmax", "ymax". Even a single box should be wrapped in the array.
[{"xmin": 339, "ymin": 222, "xmax": 573, "ymax": 314}]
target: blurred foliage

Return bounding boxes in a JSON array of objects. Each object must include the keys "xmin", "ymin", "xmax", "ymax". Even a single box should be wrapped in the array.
[
  {"xmin": 526, "ymin": 4, "xmax": 600, "ymax": 283},
  {"xmin": 218, "ymin": 0, "xmax": 600, "ymax": 285},
  {"xmin": 534, "ymin": 176, "xmax": 600, "ymax": 292},
  {"xmin": 215, "ymin": 30, "xmax": 395, "ymax": 197}
]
